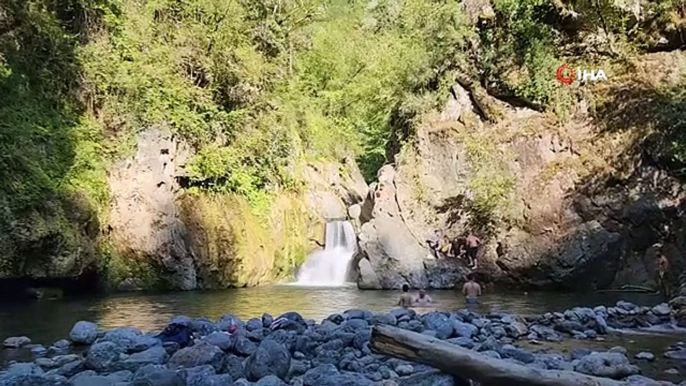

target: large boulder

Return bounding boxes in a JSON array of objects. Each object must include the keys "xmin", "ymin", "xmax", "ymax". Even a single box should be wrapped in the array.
[
  {"xmin": 500, "ymin": 221, "xmax": 622, "ymax": 289},
  {"xmin": 529, "ymin": 325, "xmax": 562, "ymax": 342},
  {"xmin": 670, "ymin": 296, "xmax": 686, "ymax": 310},
  {"xmin": 357, "ymin": 215, "xmax": 428, "ymax": 289},
  {"xmin": 499, "ymin": 345, "xmax": 535, "ymax": 364},
  {"xmin": 245, "ymin": 339, "xmax": 291, "ymax": 382},
  {"xmin": 3, "ymin": 337, "xmax": 31, "ymax": 349},
  {"xmin": 574, "ymin": 352, "xmax": 640, "ymax": 379},
  {"xmin": 132, "ymin": 364, "xmax": 184, "ymax": 386},
  {"xmin": 71, "ymin": 375, "xmax": 115, "ymax": 386},
  {"xmin": 233, "ymin": 337, "xmax": 258, "ymax": 356},
  {"xmin": 664, "ymin": 349, "xmax": 686, "ymax": 360},
  {"xmin": 48, "ymin": 360, "xmax": 86, "ymax": 378},
  {"xmin": 423, "ymin": 313, "xmax": 454, "ymax": 339},
  {"xmin": 303, "ymin": 365, "xmax": 339, "ymax": 386},
  {"xmin": 452, "ymin": 321, "xmax": 478, "ymax": 338},
  {"xmin": 102, "ymin": 328, "xmax": 143, "ymax": 352},
  {"xmin": 302, "ymin": 364, "xmax": 373, "ymax": 386},
  {"xmin": 53, "ymin": 355, "xmax": 81, "ymax": 368},
  {"xmin": 357, "ymin": 259, "xmax": 382, "ymax": 290},
  {"xmin": 0, "ymin": 374, "xmax": 68, "ymax": 386},
  {"xmin": 178, "ymin": 365, "xmax": 215, "ymax": 386},
  {"xmin": 131, "ymin": 336, "xmax": 162, "ymax": 353},
  {"xmin": 85, "ymin": 342, "xmax": 122, "ymax": 372},
  {"xmin": 505, "ymin": 321, "xmax": 529, "ymax": 338},
  {"xmin": 122, "ymin": 346, "xmax": 169, "ymax": 369},
  {"xmin": 398, "ymin": 370, "xmax": 457, "ymax": 386},
  {"xmin": 221, "ymin": 354, "xmax": 246, "ymax": 381},
  {"xmin": 423, "ymin": 259, "xmax": 470, "ymax": 289},
  {"xmin": 255, "ymin": 375, "xmax": 288, "ymax": 386},
  {"xmin": 3, "ymin": 363, "xmax": 44, "ymax": 377},
  {"xmin": 168, "ymin": 342, "xmax": 225, "ymax": 371},
  {"xmin": 69, "ymin": 322, "xmax": 98, "ymax": 345},
  {"xmin": 203, "ymin": 332, "xmax": 233, "ymax": 351}
]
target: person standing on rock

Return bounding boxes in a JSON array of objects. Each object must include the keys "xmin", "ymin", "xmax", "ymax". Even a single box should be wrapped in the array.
[
  {"xmin": 462, "ymin": 273, "xmax": 481, "ymax": 304},
  {"xmin": 439, "ymin": 235, "xmax": 452, "ymax": 258},
  {"xmin": 398, "ymin": 284, "xmax": 414, "ymax": 308},
  {"xmin": 465, "ymin": 233, "xmax": 481, "ymax": 269},
  {"xmin": 452, "ymin": 237, "xmax": 466, "ymax": 259},
  {"xmin": 657, "ymin": 248, "xmax": 671, "ymax": 298},
  {"xmin": 427, "ymin": 230, "xmax": 442, "ymax": 258}
]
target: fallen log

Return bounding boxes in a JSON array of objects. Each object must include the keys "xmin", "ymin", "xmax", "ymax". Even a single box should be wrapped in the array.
[{"xmin": 370, "ymin": 325, "xmax": 627, "ymax": 386}]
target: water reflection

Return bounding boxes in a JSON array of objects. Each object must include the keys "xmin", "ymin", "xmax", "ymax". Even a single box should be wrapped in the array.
[
  {"xmin": 1, "ymin": 287, "xmax": 684, "ymax": 381},
  {"xmin": 0, "ymin": 286, "xmax": 668, "ymax": 346}
]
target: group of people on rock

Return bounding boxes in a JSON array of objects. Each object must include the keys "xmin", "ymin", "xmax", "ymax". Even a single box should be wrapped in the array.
[
  {"xmin": 426, "ymin": 230, "xmax": 481, "ymax": 269},
  {"xmin": 397, "ymin": 273, "xmax": 482, "ymax": 308}
]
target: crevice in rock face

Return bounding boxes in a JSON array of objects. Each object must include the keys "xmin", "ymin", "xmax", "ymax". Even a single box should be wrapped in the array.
[
  {"xmin": 0, "ymin": 268, "xmax": 104, "ymax": 301},
  {"xmin": 390, "ymin": 170, "xmax": 424, "ymax": 248},
  {"xmin": 453, "ymin": 78, "xmax": 489, "ymax": 122},
  {"xmin": 175, "ymin": 175, "xmax": 226, "ymax": 190}
]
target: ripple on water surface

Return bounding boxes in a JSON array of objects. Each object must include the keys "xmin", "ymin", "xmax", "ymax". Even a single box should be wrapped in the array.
[
  {"xmin": 1, "ymin": 287, "xmax": 684, "ymax": 382},
  {"xmin": 0, "ymin": 286, "xmax": 668, "ymax": 343}
]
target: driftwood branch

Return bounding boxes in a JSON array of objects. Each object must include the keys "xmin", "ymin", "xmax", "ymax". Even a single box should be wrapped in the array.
[
  {"xmin": 596, "ymin": 285, "xmax": 656, "ymax": 294},
  {"xmin": 370, "ymin": 325, "xmax": 627, "ymax": 386}
]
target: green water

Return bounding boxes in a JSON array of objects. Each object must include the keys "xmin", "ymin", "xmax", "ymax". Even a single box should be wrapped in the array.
[{"xmin": 0, "ymin": 286, "xmax": 684, "ymax": 381}]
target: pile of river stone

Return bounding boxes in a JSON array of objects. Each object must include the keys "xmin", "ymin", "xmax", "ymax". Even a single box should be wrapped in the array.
[
  {"xmin": 528, "ymin": 301, "xmax": 675, "ymax": 342},
  {"xmin": 1, "ymin": 304, "xmax": 684, "ymax": 386}
]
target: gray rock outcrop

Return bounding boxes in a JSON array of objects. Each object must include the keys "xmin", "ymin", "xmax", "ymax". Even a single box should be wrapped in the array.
[
  {"xmin": 245, "ymin": 339, "xmax": 291, "ymax": 382},
  {"xmin": 355, "ymin": 69, "xmax": 686, "ymax": 291}
]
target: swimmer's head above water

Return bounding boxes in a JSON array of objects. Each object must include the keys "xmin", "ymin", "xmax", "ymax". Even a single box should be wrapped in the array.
[{"xmin": 402, "ymin": 284, "xmax": 409, "ymax": 292}]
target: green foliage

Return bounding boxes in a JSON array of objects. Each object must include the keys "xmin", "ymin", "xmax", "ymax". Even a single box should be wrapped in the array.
[
  {"xmin": 0, "ymin": 0, "xmax": 475, "ymax": 283},
  {"xmin": 0, "ymin": 0, "xmax": 110, "ymax": 277},
  {"xmin": 99, "ymin": 239, "xmax": 164, "ymax": 289},
  {"xmin": 5, "ymin": 0, "xmax": 686, "ymax": 284},
  {"xmin": 641, "ymin": 84, "xmax": 686, "ymax": 167},
  {"xmin": 482, "ymin": 0, "xmax": 568, "ymax": 108},
  {"xmin": 463, "ymin": 134, "xmax": 516, "ymax": 235}
]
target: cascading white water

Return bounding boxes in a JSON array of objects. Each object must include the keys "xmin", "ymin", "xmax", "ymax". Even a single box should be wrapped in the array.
[{"xmin": 296, "ymin": 220, "xmax": 356, "ymax": 286}]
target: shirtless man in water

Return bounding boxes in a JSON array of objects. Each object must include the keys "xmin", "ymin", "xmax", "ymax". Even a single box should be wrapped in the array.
[
  {"xmin": 412, "ymin": 289, "xmax": 433, "ymax": 307},
  {"xmin": 398, "ymin": 284, "xmax": 413, "ymax": 308},
  {"xmin": 462, "ymin": 273, "xmax": 481, "ymax": 304}
]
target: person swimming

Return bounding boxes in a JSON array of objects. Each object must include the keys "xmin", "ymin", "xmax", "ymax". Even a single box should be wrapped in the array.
[
  {"xmin": 462, "ymin": 273, "xmax": 481, "ymax": 304},
  {"xmin": 412, "ymin": 289, "xmax": 433, "ymax": 307},
  {"xmin": 398, "ymin": 284, "xmax": 413, "ymax": 308}
]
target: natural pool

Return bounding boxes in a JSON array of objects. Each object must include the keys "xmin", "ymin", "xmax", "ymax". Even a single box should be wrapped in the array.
[{"xmin": 1, "ymin": 286, "xmax": 684, "ymax": 381}]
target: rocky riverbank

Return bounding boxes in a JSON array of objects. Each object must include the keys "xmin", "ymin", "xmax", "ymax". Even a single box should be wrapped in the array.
[{"xmin": 2, "ymin": 300, "xmax": 686, "ymax": 386}]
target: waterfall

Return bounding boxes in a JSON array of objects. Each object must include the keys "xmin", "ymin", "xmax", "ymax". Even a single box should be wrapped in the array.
[{"xmin": 296, "ymin": 220, "xmax": 357, "ymax": 286}]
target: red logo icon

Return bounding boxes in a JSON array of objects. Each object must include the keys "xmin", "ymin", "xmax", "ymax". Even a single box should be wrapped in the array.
[{"xmin": 556, "ymin": 65, "xmax": 575, "ymax": 85}]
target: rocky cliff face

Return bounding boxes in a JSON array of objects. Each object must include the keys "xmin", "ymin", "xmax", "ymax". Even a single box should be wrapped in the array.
[
  {"xmin": 107, "ymin": 127, "xmax": 368, "ymax": 290},
  {"xmin": 357, "ymin": 51, "xmax": 686, "ymax": 291},
  {"xmin": 108, "ymin": 126, "xmax": 196, "ymax": 290}
]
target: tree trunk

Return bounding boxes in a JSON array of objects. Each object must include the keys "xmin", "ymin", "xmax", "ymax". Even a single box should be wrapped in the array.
[{"xmin": 370, "ymin": 325, "xmax": 627, "ymax": 386}]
